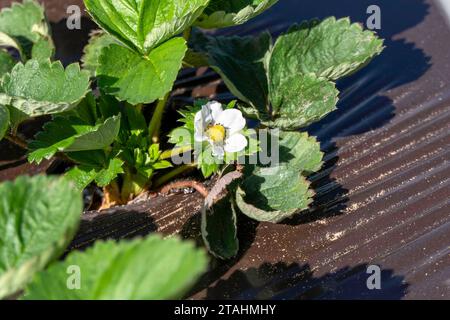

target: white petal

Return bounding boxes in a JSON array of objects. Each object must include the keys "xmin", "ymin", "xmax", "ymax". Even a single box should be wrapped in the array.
[
  {"xmin": 216, "ymin": 109, "xmax": 246, "ymax": 134},
  {"xmin": 224, "ymin": 133, "xmax": 248, "ymax": 153},
  {"xmin": 194, "ymin": 121, "xmax": 206, "ymax": 142},
  {"xmin": 205, "ymin": 101, "xmax": 223, "ymax": 123},
  {"xmin": 196, "ymin": 104, "xmax": 218, "ymax": 126},
  {"xmin": 211, "ymin": 144, "xmax": 225, "ymax": 158},
  {"xmin": 194, "ymin": 105, "xmax": 214, "ymax": 140},
  {"xmin": 194, "ymin": 131, "xmax": 207, "ymax": 142}
]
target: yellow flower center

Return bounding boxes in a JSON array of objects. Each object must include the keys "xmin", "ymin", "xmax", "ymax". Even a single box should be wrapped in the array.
[{"xmin": 206, "ymin": 124, "xmax": 226, "ymax": 143}]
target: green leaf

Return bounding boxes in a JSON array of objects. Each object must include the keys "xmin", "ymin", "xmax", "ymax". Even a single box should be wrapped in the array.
[
  {"xmin": 95, "ymin": 158, "xmax": 125, "ymax": 187},
  {"xmin": 201, "ymin": 194, "xmax": 239, "ymax": 259},
  {"xmin": 236, "ymin": 131, "xmax": 323, "ymax": 223},
  {"xmin": 200, "ymin": 171, "xmax": 243, "ymax": 259},
  {"xmin": 195, "ymin": 0, "xmax": 278, "ymax": 29},
  {"xmin": 66, "ymin": 157, "xmax": 124, "ymax": 191},
  {"xmin": 269, "ymin": 17, "xmax": 384, "ymax": 82},
  {"xmin": 0, "ymin": 0, "xmax": 50, "ymax": 56},
  {"xmin": 0, "ymin": 104, "xmax": 10, "ymax": 140},
  {"xmin": 23, "ymin": 235, "xmax": 208, "ymax": 300},
  {"xmin": 277, "ymin": 131, "xmax": 323, "ymax": 173},
  {"xmin": 64, "ymin": 150, "xmax": 110, "ymax": 185},
  {"xmin": 0, "ymin": 60, "xmax": 90, "ymax": 119},
  {"xmin": 265, "ymin": 73, "xmax": 339, "ymax": 130},
  {"xmin": 97, "ymin": 38, "xmax": 186, "ymax": 105},
  {"xmin": 0, "ymin": 175, "xmax": 82, "ymax": 299},
  {"xmin": 240, "ymin": 166, "xmax": 313, "ymax": 213},
  {"xmin": 183, "ymin": 27, "xmax": 210, "ymax": 68},
  {"xmin": 183, "ymin": 48, "xmax": 209, "ymax": 68},
  {"xmin": 205, "ymin": 34, "xmax": 339, "ymax": 130},
  {"xmin": 203, "ymin": 18, "xmax": 382, "ymax": 130},
  {"xmin": 28, "ymin": 114, "xmax": 121, "ymax": 164},
  {"xmin": 81, "ymin": 31, "xmax": 117, "ymax": 77},
  {"xmin": 0, "ymin": 49, "xmax": 16, "ymax": 75},
  {"xmin": 168, "ymin": 127, "xmax": 193, "ymax": 148},
  {"xmin": 235, "ymin": 186, "xmax": 298, "ymax": 223},
  {"xmin": 5, "ymin": 105, "xmax": 28, "ymax": 130},
  {"xmin": 84, "ymin": 0, "xmax": 209, "ymax": 54},
  {"xmin": 177, "ymin": 101, "xmax": 204, "ymax": 131},
  {"xmin": 205, "ymin": 32, "xmax": 271, "ymax": 114},
  {"xmin": 200, "ymin": 162, "xmax": 220, "ymax": 178},
  {"xmin": 196, "ymin": 144, "xmax": 221, "ymax": 178},
  {"xmin": 65, "ymin": 165, "xmax": 99, "ymax": 191},
  {"xmin": 153, "ymin": 159, "xmax": 172, "ymax": 170},
  {"xmin": 122, "ymin": 102, "xmax": 147, "ymax": 135},
  {"xmin": 52, "ymin": 116, "xmax": 120, "ymax": 152},
  {"xmin": 31, "ymin": 38, "xmax": 54, "ymax": 62},
  {"xmin": 97, "ymin": 93, "xmax": 123, "ymax": 119},
  {"xmin": 66, "ymin": 150, "xmax": 108, "ymax": 167},
  {"xmin": 65, "ymin": 92, "xmax": 99, "ymax": 125}
]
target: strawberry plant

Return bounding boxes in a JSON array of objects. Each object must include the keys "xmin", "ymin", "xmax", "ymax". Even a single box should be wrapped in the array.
[{"xmin": 0, "ymin": 0, "xmax": 384, "ymax": 259}]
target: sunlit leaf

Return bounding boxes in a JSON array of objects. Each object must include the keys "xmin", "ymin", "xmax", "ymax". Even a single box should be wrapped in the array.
[
  {"xmin": 97, "ymin": 38, "xmax": 186, "ymax": 104},
  {"xmin": 0, "ymin": 176, "xmax": 82, "ymax": 299},
  {"xmin": 23, "ymin": 235, "xmax": 208, "ymax": 300},
  {"xmin": 28, "ymin": 114, "xmax": 121, "ymax": 164},
  {"xmin": 84, "ymin": 0, "xmax": 209, "ymax": 54},
  {"xmin": 0, "ymin": 60, "xmax": 90, "ymax": 121},
  {"xmin": 195, "ymin": 0, "xmax": 278, "ymax": 29}
]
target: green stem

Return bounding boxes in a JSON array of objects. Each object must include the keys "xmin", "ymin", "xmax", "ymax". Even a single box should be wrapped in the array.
[
  {"xmin": 153, "ymin": 164, "xmax": 196, "ymax": 188},
  {"xmin": 148, "ymin": 27, "xmax": 190, "ymax": 144},
  {"xmin": 160, "ymin": 146, "xmax": 193, "ymax": 160},
  {"xmin": 121, "ymin": 168, "xmax": 149, "ymax": 202},
  {"xmin": 148, "ymin": 93, "xmax": 169, "ymax": 143}
]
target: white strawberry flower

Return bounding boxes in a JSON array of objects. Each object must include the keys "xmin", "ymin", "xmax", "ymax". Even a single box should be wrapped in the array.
[{"xmin": 194, "ymin": 101, "xmax": 248, "ymax": 158}]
